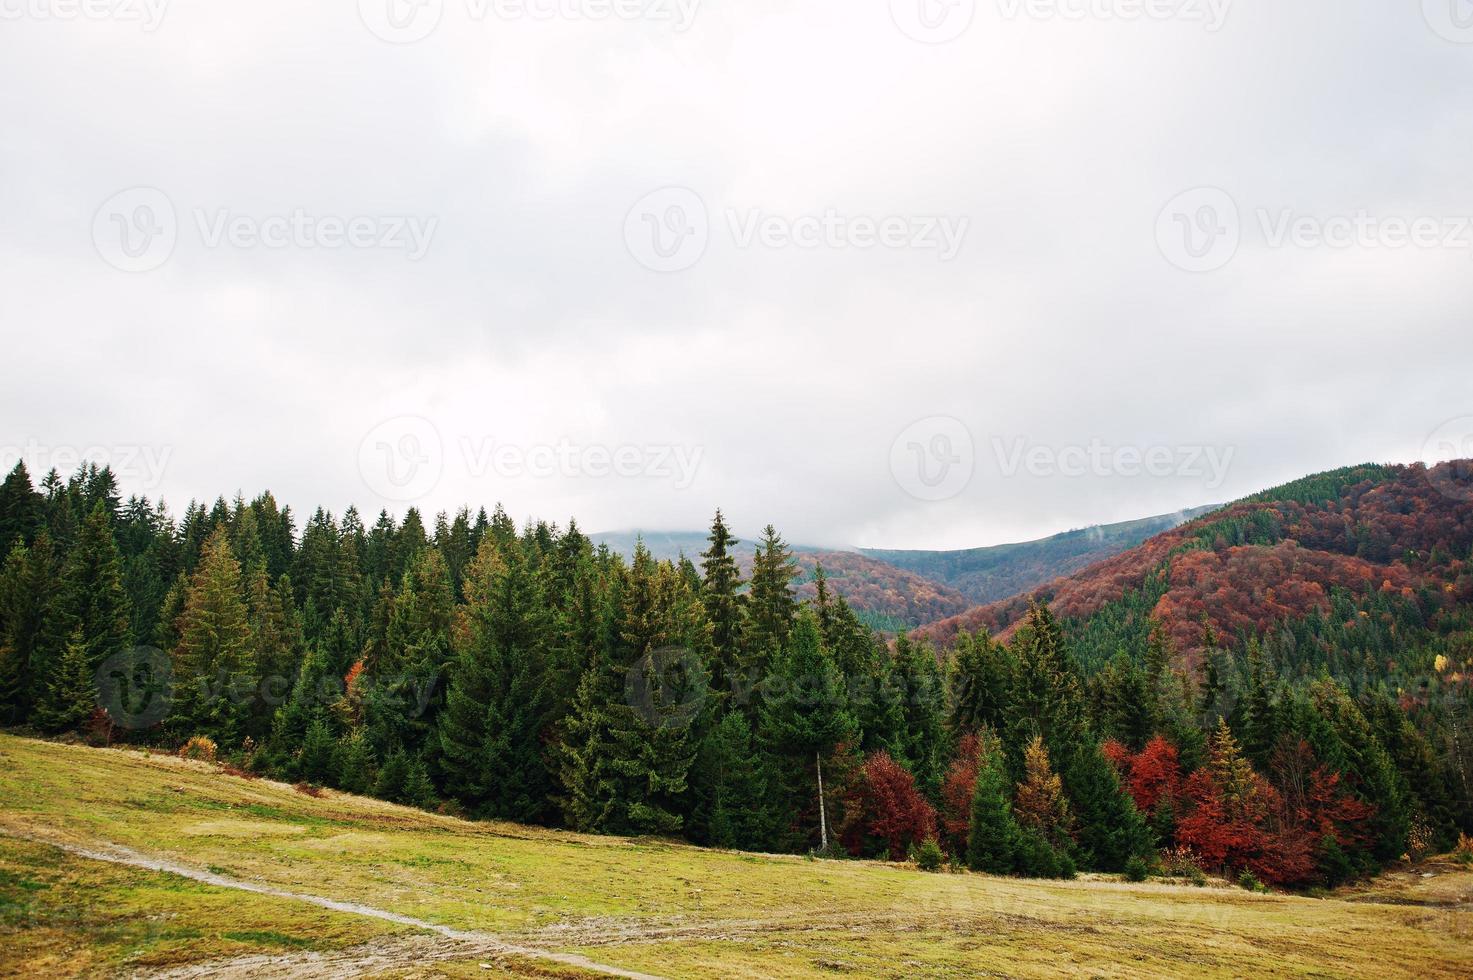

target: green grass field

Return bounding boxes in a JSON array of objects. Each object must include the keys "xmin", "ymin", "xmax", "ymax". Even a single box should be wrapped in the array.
[{"xmin": 0, "ymin": 733, "xmax": 1468, "ymax": 978}]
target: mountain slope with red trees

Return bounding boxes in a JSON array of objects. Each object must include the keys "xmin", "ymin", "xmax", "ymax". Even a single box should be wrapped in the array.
[
  {"xmin": 789, "ymin": 550, "xmax": 973, "ymax": 629},
  {"xmin": 914, "ymin": 460, "xmax": 1473, "ymax": 666}
]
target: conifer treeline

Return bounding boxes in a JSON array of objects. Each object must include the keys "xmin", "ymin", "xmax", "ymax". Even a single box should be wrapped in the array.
[{"xmin": 0, "ymin": 460, "xmax": 1467, "ymax": 886}]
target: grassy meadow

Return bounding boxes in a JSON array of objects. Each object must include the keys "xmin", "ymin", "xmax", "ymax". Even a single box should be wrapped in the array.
[{"xmin": 0, "ymin": 733, "xmax": 1468, "ymax": 978}]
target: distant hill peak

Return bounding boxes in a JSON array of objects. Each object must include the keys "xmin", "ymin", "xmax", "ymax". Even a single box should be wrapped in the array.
[
  {"xmin": 860, "ymin": 506, "xmax": 1218, "ymax": 608},
  {"xmin": 912, "ymin": 460, "xmax": 1473, "ymax": 674}
]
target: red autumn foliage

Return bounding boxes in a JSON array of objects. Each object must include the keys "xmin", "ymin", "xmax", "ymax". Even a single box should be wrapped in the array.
[
  {"xmin": 1153, "ymin": 542, "xmax": 1414, "ymax": 667},
  {"xmin": 1107, "ymin": 733, "xmax": 1184, "ymax": 819},
  {"xmin": 1175, "ymin": 767, "xmax": 1275, "ymax": 876},
  {"xmin": 1251, "ymin": 816, "xmax": 1317, "ymax": 888},
  {"xmin": 939, "ymin": 733, "xmax": 981, "ymax": 855},
  {"xmin": 1176, "ymin": 734, "xmax": 1376, "ymax": 888},
  {"xmin": 1101, "ymin": 738, "xmax": 1132, "ymax": 776},
  {"xmin": 1121, "ymin": 736, "xmax": 1183, "ymax": 817},
  {"xmin": 914, "ymin": 462, "xmax": 1473, "ymax": 668},
  {"xmin": 789, "ymin": 552, "xmax": 973, "ymax": 627},
  {"xmin": 1304, "ymin": 770, "xmax": 1375, "ymax": 847},
  {"xmin": 847, "ymin": 751, "xmax": 937, "ymax": 861},
  {"xmin": 1269, "ymin": 737, "xmax": 1376, "ymax": 852}
]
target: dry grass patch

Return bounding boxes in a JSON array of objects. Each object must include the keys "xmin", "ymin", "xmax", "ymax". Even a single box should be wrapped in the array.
[{"xmin": 1, "ymin": 734, "xmax": 1469, "ymax": 979}]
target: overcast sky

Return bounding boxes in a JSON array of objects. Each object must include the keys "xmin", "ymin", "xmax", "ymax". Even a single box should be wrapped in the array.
[{"xmin": 2, "ymin": 1, "xmax": 1472, "ymax": 550}]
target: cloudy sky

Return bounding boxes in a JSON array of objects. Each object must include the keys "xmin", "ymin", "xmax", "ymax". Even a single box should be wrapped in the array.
[{"xmin": 2, "ymin": 0, "xmax": 1472, "ymax": 550}]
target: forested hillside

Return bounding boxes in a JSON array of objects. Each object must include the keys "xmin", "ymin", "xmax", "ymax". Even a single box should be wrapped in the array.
[
  {"xmin": 915, "ymin": 462, "xmax": 1473, "ymax": 669},
  {"xmin": 864, "ymin": 506, "xmax": 1217, "ymax": 605},
  {"xmin": 0, "ymin": 459, "xmax": 1469, "ymax": 893},
  {"xmin": 914, "ymin": 461, "xmax": 1473, "ymax": 883}
]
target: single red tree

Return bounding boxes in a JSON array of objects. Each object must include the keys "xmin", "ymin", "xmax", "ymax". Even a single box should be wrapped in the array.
[
  {"xmin": 1125, "ymin": 735, "xmax": 1183, "ymax": 816},
  {"xmin": 853, "ymin": 751, "xmax": 937, "ymax": 861},
  {"xmin": 940, "ymin": 733, "xmax": 981, "ymax": 856}
]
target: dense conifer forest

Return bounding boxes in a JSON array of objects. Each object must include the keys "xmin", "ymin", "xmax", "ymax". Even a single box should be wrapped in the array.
[{"xmin": 0, "ymin": 459, "xmax": 1469, "ymax": 889}]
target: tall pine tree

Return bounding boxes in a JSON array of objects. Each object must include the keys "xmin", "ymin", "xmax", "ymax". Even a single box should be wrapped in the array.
[
  {"xmin": 438, "ymin": 536, "xmax": 557, "ymax": 822},
  {"xmin": 171, "ymin": 530, "xmax": 256, "ymax": 744}
]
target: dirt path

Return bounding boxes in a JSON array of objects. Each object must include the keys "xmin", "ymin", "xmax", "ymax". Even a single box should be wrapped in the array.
[
  {"xmin": 128, "ymin": 934, "xmax": 527, "ymax": 979},
  {"xmin": 0, "ymin": 825, "xmax": 663, "ymax": 980}
]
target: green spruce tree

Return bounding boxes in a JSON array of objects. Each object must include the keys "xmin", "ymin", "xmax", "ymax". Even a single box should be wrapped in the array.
[
  {"xmin": 0, "ymin": 461, "xmax": 43, "ymax": 552},
  {"xmin": 744, "ymin": 525, "xmax": 798, "ymax": 681},
  {"xmin": 171, "ymin": 530, "xmax": 256, "ymax": 744},
  {"xmin": 699, "ymin": 510, "xmax": 745, "ymax": 699},
  {"xmin": 0, "ymin": 535, "xmax": 63, "ymax": 722},
  {"xmin": 758, "ymin": 609, "xmax": 856, "ymax": 851},
  {"xmin": 967, "ymin": 731, "xmax": 1021, "ymax": 874},
  {"xmin": 34, "ymin": 629, "xmax": 96, "ymax": 733},
  {"xmin": 61, "ymin": 502, "xmax": 131, "ymax": 673},
  {"xmin": 948, "ymin": 630, "xmax": 1014, "ymax": 736},
  {"xmin": 438, "ymin": 537, "xmax": 557, "ymax": 822}
]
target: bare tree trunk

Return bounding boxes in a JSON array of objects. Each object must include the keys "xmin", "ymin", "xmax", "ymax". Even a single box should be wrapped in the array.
[
  {"xmin": 816, "ymin": 751, "xmax": 829, "ymax": 853},
  {"xmin": 1450, "ymin": 710, "xmax": 1472, "ymax": 816}
]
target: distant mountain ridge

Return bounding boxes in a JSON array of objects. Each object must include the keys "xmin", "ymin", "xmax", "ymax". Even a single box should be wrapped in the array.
[
  {"xmin": 590, "ymin": 529, "xmax": 832, "ymax": 564},
  {"xmin": 591, "ymin": 506, "xmax": 1219, "ymax": 631},
  {"xmin": 590, "ymin": 530, "xmax": 973, "ymax": 631},
  {"xmin": 912, "ymin": 461, "xmax": 1473, "ymax": 676},
  {"xmin": 861, "ymin": 506, "xmax": 1218, "ymax": 606}
]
